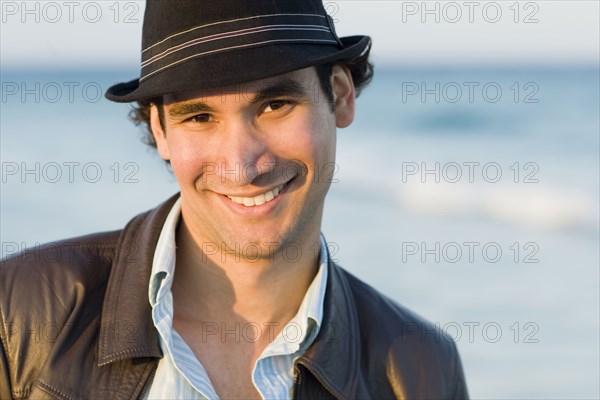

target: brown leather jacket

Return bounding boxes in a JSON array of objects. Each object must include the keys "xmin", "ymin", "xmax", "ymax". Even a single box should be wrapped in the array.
[{"xmin": 1, "ymin": 195, "xmax": 468, "ymax": 399}]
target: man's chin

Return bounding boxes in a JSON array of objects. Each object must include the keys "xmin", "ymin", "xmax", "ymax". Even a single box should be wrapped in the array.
[{"xmin": 216, "ymin": 230, "xmax": 302, "ymax": 263}]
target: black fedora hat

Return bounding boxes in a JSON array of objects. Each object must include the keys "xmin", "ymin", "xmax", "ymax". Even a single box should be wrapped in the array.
[{"xmin": 105, "ymin": 0, "xmax": 371, "ymax": 103}]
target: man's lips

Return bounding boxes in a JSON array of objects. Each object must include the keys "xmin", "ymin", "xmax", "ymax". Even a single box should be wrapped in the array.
[{"xmin": 222, "ymin": 181, "xmax": 290, "ymax": 207}]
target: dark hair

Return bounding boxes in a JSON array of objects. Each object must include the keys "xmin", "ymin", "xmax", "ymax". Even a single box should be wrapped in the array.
[{"xmin": 129, "ymin": 56, "xmax": 373, "ymax": 149}]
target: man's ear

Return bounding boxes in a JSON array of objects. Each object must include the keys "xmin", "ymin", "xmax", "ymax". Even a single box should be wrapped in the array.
[
  {"xmin": 332, "ymin": 65, "xmax": 355, "ymax": 128},
  {"xmin": 150, "ymin": 103, "xmax": 170, "ymax": 160}
]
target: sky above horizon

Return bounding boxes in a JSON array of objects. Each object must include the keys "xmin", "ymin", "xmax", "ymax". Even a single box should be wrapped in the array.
[{"xmin": 1, "ymin": 1, "xmax": 599, "ymax": 71}]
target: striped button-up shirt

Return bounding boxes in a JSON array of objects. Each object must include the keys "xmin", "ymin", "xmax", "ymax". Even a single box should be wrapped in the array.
[{"xmin": 145, "ymin": 198, "xmax": 328, "ymax": 399}]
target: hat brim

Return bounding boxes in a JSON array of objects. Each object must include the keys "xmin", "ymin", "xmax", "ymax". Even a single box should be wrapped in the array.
[{"xmin": 105, "ymin": 35, "xmax": 371, "ymax": 103}]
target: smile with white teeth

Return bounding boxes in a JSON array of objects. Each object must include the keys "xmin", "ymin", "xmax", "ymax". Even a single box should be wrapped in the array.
[{"xmin": 226, "ymin": 184, "xmax": 284, "ymax": 207}]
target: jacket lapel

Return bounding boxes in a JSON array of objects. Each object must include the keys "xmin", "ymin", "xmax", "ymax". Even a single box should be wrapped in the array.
[
  {"xmin": 98, "ymin": 194, "xmax": 180, "ymax": 365},
  {"xmin": 294, "ymin": 259, "xmax": 367, "ymax": 400}
]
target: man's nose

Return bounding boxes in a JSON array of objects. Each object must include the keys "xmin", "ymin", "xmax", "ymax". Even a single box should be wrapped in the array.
[{"xmin": 218, "ymin": 122, "xmax": 276, "ymax": 185}]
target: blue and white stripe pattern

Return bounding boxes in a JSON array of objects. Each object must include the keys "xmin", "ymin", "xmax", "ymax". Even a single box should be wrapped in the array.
[{"xmin": 145, "ymin": 198, "xmax": 328, "ymax": 399}]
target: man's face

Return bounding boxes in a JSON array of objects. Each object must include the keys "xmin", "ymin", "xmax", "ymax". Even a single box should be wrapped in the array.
[{"xmin": 150, "ymin": 66, "xmax": 355, "ymax": 261}]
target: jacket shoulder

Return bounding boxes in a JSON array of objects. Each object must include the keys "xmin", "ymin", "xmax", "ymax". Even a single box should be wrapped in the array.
[
  {"xmin": 0, "ymin": 231, "xmax": 121, "ymax": 397},
  {"xmin": 343, "ymin": 268, "xmax": 452, "ymax": 344},
  {"xmin": 1, "ymin": 230, "xmax": 120, "ymax": 294},
  {"xmin": 1, "ymin": 230, "xmax": 121, "ymax": 326},
  {"xmin": 339, "ymin": 266, "xmax": 468, "ymax": 398}
]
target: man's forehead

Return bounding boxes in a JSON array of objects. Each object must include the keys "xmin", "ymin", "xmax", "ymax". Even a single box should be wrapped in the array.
[{"xmin": 163, "ymin": 66, "xmax": 318, "ymax": 105}]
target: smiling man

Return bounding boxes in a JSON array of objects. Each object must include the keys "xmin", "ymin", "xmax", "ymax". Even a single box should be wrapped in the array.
[
  {"xmin": 147, "ymin": 67, "xmax": 355, "ymax": 399},
  {"xmin": 0, "ymin": 1, "xmax": 468, "ymax": 399}
]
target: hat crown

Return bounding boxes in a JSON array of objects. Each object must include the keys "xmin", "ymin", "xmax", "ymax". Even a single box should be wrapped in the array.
[
  {"xmin": 138, "ymin": 0, "xmax": 342, "ymax": 83},
  {"xmin": 142, "ymin": 0, "xmax": 331, "ymax": 51}
]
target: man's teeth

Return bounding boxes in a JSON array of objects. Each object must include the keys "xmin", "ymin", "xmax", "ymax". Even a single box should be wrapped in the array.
[{"xmin": 227, "ymin": 185, "xmax": 282, "ymax": 207}]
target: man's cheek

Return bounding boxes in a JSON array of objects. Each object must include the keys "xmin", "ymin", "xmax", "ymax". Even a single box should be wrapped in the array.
[{"xmin": 170, "ymin": 155, "xmax": 203, "ymax": 182}]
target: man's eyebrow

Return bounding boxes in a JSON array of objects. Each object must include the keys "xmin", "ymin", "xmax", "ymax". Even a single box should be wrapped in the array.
[
  {"xmin": 167, "ymin": 79, "xmax": 308, "ymax": 117},
  {"xmin": 168, "ymin": 101, "xmax": 214, "ymax": 118},
  {"xmin": 251, "ymin": 79, "xmax": 307, "ymax": 103}
]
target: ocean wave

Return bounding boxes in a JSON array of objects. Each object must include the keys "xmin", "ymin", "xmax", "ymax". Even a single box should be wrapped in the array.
[{"xmin": 395, "ymin": 181, "xmax": 598, "ymax": 231}]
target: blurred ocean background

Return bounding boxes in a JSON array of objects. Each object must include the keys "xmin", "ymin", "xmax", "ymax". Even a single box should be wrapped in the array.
[{"xmin": 1, "ymin": 66, "xmax": 598, "ymax": 398}]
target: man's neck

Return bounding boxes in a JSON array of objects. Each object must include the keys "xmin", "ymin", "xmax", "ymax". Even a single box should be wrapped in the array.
[{"xmin": 170, "ymin": 218, "xmax": 321, "ymax": 329}]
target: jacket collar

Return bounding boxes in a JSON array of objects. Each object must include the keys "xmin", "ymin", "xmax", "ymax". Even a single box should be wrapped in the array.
[
  {"xmin": 97, "ymin": 194, "xmax": 362, "ymax": 399},
  {"xmin": 98, "ymin": 194, "xmax": 180, "ymax": 365},
  {"xmin": 295, "ymin": 257, "xmax": 362, "ymax": 400}
]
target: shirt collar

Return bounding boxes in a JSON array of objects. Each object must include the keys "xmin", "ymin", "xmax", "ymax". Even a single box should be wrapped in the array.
[
  {"xmin": 297, "ymin": 234, "xmax": 328, "ymax": 334},
  {"xmin": 148, "ymin": 197, "xmax": 182, "ymax": 307}
]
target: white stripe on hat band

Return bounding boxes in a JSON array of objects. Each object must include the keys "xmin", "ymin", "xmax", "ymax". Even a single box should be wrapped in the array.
[
  {"xmin": 142, "ymin": 24, "xmax": 332, "ymax": 68},
  {"xmin": 139, "ymin": 38, "xmax": 338, "ymax": 83},
  {"xmin": 143, "ymin": 13, "xmax": 328, "ymax": 54}
]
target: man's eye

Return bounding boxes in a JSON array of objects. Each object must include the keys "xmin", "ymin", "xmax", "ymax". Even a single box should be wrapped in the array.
[
  {"xmin": 263, "ymin": 100, "xmax": 292, "ymax": 114},
  {"xmin": 190, "ymin": 113, "xmax": 213, "ymax": 123}
]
